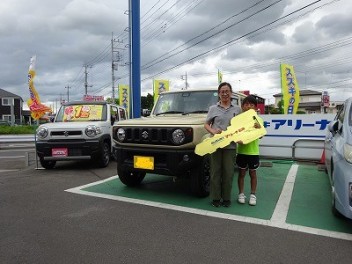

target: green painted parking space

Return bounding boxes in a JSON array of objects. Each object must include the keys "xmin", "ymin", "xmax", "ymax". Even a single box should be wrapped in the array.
[
  {"xmin": 287, "ymin": 164, "xmax": 352, "ymax": 233},
  {"xmin": 67, "ymin": 160, "xmax": 352, "ymax": 239},
  {"xmin": 82, "ymin": 161, "xmax": 290, "ymax": 220}
]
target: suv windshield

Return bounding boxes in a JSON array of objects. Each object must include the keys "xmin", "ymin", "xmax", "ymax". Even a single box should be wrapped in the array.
[
  {"xmin": 153, "ymin": 91, "xmax": 219, "ymax": 115},
  {"xmin": 55, "ymin": 104, "xmax": 107, "ymax": 122}
]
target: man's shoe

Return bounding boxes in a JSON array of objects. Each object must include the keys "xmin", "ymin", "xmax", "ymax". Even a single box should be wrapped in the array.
[
  {"xmin": 222, "ymin": 200, "xmax": 231, "ymax": 207},
  {"xmin": 238, "ymin": 193, "xmax": 246, "ymax": 204},
  {"xmin": 212, "ymin": 200, "xmax": 221, "ymax": 207},
  {"xmin": 249, "ymin": 194, "xmax": 257, "ymax": 206}
]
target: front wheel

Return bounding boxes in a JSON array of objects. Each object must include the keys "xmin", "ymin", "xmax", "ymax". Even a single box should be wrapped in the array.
[
  {"xmin": 97, "ymin": 142, "xmax": 110, "ymax": 168},
  {"xmin": 190, "ymin": 155, "xmax": 210, "ymax": 197},
  {"xmin": 118, "ymin": 168, "xmax": 146, "ymax": 186},
  {"xmin": 39, "ymin": 158, "xmax": 56, "ymax": 169}
]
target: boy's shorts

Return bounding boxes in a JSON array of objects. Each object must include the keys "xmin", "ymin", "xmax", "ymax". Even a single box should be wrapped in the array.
[{"xmin": 236, "ymin": 154, "xmax": 260, "ymax": 170}]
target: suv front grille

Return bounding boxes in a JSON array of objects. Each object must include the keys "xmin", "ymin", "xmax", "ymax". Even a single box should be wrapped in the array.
[
  {"xmin": 51, "ymin": 131, "xmax": 82, "ymax": 136},
  {"xmin": 115, "ymin": 127, "xmax": 192, "ymax": 146}
]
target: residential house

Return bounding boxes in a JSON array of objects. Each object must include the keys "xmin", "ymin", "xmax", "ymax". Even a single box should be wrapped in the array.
[
  {"xmin": 273, "ymin": 89, "xmax": 323, "ymax": 114},
  {"xmin": 0, "ymin": 88, "xmax": 24, "ymax": 125}
]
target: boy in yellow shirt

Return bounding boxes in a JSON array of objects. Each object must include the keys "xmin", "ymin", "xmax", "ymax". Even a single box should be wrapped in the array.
[{"xmin": 236, "ymin": 95, "xmax": 263, "ymax": 206}]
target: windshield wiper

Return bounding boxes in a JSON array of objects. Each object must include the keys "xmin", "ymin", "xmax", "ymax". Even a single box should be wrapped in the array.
[{"xmin": 156, "ymin": 111, "xmax": 184, "ymax": 116}]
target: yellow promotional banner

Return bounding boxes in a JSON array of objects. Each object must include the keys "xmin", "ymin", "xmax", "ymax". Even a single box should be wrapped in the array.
[
  {"xmin": 62, "ymin": 104, "xmax": 103, "ymax": 122},
  {"xmin": 195, "ymin": 109, "xmax": 266, "ymax": 156},
  {"xmin": 218, "ymin": 69, "xmax": 223, "ymax": 84},
  {"xmin": 280, "ymin": 64, "xmax": 300, "ymax": 114},
  {"xmin": 153, "ymin": 79, "xmax": 169, "ymax": 102},
  {"xmin": 119, "ymin": 84, "xmax": 129, "ymax": 118},
  {"xmin": 27, "ymin": 55, "xmax": 52, "ymax": 120}
]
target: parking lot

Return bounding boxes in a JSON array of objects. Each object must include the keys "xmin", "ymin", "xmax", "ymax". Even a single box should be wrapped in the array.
[
  {"xmin": 68, "ymin": 160, "xmax": 352, "ymax": 239},
  {"xmin": 1, "ymin": 148, "xmax": 352, "ymax": 263}
]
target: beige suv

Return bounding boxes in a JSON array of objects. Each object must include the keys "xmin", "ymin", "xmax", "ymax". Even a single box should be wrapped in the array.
[{"xmin": 113, "ymin": 88, "xmax": 244, "ymax": 197}]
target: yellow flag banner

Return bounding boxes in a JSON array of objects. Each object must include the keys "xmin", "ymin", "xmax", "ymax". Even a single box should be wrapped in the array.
[
  {"xmin": 280, "ymin": 64, "xmax": 300, "ymax": 114},
  {"xmin": 195, "ymin": 109, "xmax": 266, "ymax": 156},
  {"xmin": 218, "ymin": 69, "xmax": 223, "ymax": 84},
  {"xmin": 27, "ymin": 56, "xmax": 51, "ymax": 120},
  {"xmin": 119, "ymin": 84, "xmax": 129, "ymax": 118},
  {"xmin": 153, "ymin": 79, "xmax": 169, "ymax": 102}
]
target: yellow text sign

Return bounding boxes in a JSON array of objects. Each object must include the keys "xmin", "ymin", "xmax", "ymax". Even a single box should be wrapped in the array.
[{"xmin": 195, "ymin": 109, "xmax": 267, "ymax": 156}]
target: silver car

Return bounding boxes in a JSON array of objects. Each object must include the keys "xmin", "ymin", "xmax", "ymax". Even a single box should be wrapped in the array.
[{"xmin": 324, "ymin": 97, "xmax": 352, "ymax": 219}]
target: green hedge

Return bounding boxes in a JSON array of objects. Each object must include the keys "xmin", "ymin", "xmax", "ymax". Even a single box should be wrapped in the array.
[{"xmin": 0, "ymin": 125, "xmax": 37, "ymax": 135}]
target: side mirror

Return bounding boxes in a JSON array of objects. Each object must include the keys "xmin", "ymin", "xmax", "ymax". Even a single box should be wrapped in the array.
[{"xmin": 328, "ymin": 120, "xmax": 338, "ymax": 134}]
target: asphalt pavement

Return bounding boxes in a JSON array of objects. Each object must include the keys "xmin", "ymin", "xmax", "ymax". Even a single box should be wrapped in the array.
[{"xmin": 1, "ymin": 148, "xmax": 352, "ymax": 264}]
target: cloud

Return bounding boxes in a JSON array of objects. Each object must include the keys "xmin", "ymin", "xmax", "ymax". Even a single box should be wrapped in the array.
[
  {"xmin": 1, "ymin": 0, "xmax": 352, "ymax": 112},
  {"xmin": 316, "ymin": 13, "xmax": 352, "ymax": 38}
]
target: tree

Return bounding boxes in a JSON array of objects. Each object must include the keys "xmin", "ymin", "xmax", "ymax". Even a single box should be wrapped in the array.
[
  {"xmin": 267, "ymin": 99, "xmax": 284, "ymax": 114},
  {"xmin": 105, "ymin": 97, "xmax": 119, "ymax": 105},
  {"xmin": 107, "ymin": 93, "xmax": 154, "ymax": 110},
  {"xmin": 141, "ymin": 93, "xmax": 154, "ymax": 110},
  {"xmin": 277, "ymin": 99, "xmax": 284, "ymax": 114}
]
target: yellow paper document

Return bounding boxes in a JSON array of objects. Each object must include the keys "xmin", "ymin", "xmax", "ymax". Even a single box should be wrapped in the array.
[{"xmin": 195, "ymin": 109, "xmax": 267, "ymax": 156}]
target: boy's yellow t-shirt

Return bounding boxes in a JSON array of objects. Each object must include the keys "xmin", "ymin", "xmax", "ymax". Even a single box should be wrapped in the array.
[
  {"xmin": 236, "ymin": 115, "xmax": 262, "ymax": 155},
  {"xmin": 237, "ymin": 138, "xmax": 259, "ymax": 155}
]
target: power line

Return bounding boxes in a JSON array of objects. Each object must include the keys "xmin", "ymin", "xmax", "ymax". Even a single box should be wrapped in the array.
[
  {"xmin": 142, "ymin": 0, "xmax": 267, "ymax": 67},
  {"xmin": 141, "ymin": 0, "xmax": 325, "ymax": 81}
]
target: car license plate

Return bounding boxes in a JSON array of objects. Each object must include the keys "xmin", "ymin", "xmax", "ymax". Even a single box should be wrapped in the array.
[
  {"xmin": 134, "ymin": 156, "xmax": 154, "ymax": 170},
  {"xmin": 52, "ymin": 148, "xmax": 68, "ymax": 157}
]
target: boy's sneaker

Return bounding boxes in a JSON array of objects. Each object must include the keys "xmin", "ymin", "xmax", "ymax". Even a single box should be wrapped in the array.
[
  {"xmin": 211, "ymin": 200, "xmax": 221, "ymax": 207},
  {"xmin": 238, "ymin": 193, "xmax": 246, "ymax": 204},
  {"xmin": 249, "ymin": 194, "xmax": 257, "ymax": 206}
]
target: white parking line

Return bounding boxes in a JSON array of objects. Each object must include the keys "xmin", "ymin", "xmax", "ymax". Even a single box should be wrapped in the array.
[
  {"xmin": 65, "ymin": 169, "xmax": 352, "ymax": 241},
  {"xmin": 270, "ymin": 164, "xmax": 298, "ymax": 226}
]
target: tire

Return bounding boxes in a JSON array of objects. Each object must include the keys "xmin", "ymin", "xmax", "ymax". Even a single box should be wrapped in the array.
[
  {"xmin": 40, "ymin": 158, "xmax": 56, "ymax": 169},
  {"xmin": 97, "ymin": 142, "xmax": 110, "ymax": 168},
  {"xmin": 118, "ymin": 168, "xmax": 146, "ymax": 186},
  {"xmin": 191, "ymin": 155, "xmax": 210, "ymax": 197}
]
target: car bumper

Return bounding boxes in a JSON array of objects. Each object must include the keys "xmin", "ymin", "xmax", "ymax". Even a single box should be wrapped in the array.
[
  {"xmin": 36, "ymin": 138, "xmax": 103, "ymax": 161},
  {"xmin": 113, "ymin": 145, "xmax": 202, "ymax": 176},
  {"xmin": 334, "ymin": 159, "xmax": 352, "ymax": 219}
]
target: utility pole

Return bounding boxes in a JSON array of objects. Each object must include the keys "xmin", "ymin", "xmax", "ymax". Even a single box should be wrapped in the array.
[
  {"xmin": 84, "ymin": 64, "xmax": 92, "ymax": 95},
  {"xmin": 65, "ymin": 85, "xmax": 70, "ymax": 102},
  {"xmin": 111, "ymin": 33, "xmax": 124, "ymax": 102},
  {"xmin": 181, "ymin": 72, "xmax": 188, "ymax": 90}
]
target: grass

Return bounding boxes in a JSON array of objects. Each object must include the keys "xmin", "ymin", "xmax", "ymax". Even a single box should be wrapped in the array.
[{"xmin": 0, "ymin": 125, "xmax": 37, "ymax": 135}]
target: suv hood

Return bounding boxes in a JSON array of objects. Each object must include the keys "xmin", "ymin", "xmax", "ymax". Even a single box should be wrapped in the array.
[{"xmin": 117, "ymin": 115, "xmax": 206, "ymax": 126}]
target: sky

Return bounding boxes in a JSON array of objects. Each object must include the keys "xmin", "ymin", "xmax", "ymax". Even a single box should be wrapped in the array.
[{"xmin": 1, "ymin": 0, "xmax": 352, "ymax": 112}]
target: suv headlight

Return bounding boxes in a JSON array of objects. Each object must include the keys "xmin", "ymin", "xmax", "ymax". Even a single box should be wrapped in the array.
[
  {"xmin": 117, "ymin": 128, "xmax": 126, "ymax": 141},
  {"xmin": 85, "ymin": 125, "xmax": 102, "ymax": 137},
  {"xmin": 36, "ymin": 126, "xmax": 48, "ymax": 139},
  {"xmin": 172, "ymin": 129, "xmax": 185, "ymax": 145},
  {"xmin": 343, "ymin": 143, "xmax": 352, "ymax": 163}
]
